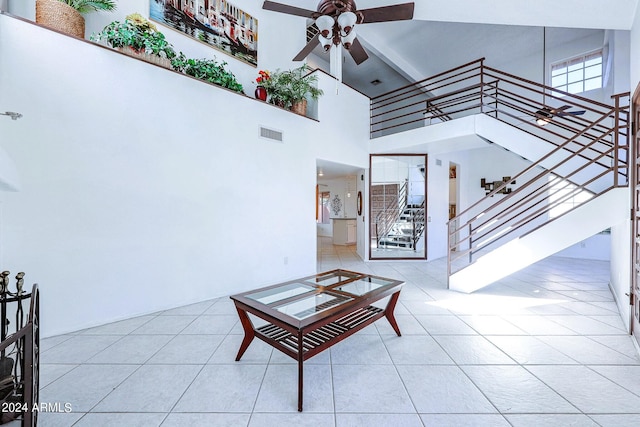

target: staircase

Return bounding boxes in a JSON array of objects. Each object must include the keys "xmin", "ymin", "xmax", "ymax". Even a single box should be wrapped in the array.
[
  {"xmin": 378, "ymin": 202, "xmax": 426, "ymax": 249},
  {"xmin": 375, "ymin": 178, "xmax": 426, "ymax": 251},
  {"xmin": 370, "ymin": 59, "xmax": 630, "ymax": 292}
]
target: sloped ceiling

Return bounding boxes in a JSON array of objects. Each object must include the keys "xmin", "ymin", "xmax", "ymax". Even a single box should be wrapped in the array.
[
  {"xmin": 289, "ymin": 0, "xmax": 636, "ymax": 177},
  {"xmin": 277, "ymin": 0, "xmax": 635, "ymax": 97}
]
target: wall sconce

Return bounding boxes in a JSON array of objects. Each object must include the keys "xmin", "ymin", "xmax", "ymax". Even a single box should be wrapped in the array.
[{"xmin": 480, "ymin": 177, "xmax": 516, "ymax": 195}]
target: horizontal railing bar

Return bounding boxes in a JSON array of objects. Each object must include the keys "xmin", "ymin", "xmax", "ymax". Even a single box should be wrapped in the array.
[
  {"xmin": 371, "ymin": 68, "xmax": 482, "ymax": 110},
  {"xmin": 483, "ymin": 66, "xmax": 617, "ymax": 111},
  {"xmin": 371, "ymin": 71, "xmax": 482, "ymax": 113},
  {"xmin": 373, "ymin": 103, "xmax": 482, "ymax": 136},
  {"xmin": 370, "ymin": 98, "xmax": 429, "ymax": 121},
  {"xmin": 372, "ymin": 58, "xmax": 486, "ymax": 101}
]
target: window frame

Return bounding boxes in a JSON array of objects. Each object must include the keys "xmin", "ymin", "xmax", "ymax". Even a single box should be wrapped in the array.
[{"xmin": 550, "ymin": 49, "xmax": 603, "ymax": 95}]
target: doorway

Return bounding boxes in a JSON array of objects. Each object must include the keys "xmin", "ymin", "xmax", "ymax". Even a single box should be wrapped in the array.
[
  {"xmin": 369, "ymin": 154, "xmax": 427, "ymax": 260},
  {"xmin": 631, "ymin": 86, "xmax": 640, "ymax": 344}
]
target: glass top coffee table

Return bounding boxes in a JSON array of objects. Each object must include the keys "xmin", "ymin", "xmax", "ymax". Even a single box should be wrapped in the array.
[{"xmin": 230, "ymin": 269, "xmax": 403, "ymax": 411}]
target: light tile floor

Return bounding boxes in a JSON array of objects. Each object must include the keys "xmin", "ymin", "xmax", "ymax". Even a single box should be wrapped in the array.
[{"xmin": 36, "ymin": 238, "xmax": 640, "ymax": 426}]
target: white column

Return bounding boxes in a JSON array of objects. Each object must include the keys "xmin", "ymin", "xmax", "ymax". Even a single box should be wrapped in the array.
[
  {"xmin": 329, "ymin": 44, "xmax": 343, "ymax": 83},
  {"xmin": 0, "ymin": 0, "xmax": 8, "ymax": 13}
]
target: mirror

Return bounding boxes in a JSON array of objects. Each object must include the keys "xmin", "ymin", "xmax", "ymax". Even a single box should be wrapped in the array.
[{"xmin": 370, "ymin": 154, "xmax": 427, "ymax": 259}]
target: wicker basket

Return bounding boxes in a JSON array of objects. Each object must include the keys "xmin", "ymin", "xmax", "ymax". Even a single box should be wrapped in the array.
[
  {"xmin": 291, "ymin": 99, "xmax": 308, "ymax": 116},
  {"xmin": 35, "ymin": 0, "xmax": 85, "ymax": 39},
  {"xmin": 115, "ymin": 47, "xmax": 173, "ymax": 70}
]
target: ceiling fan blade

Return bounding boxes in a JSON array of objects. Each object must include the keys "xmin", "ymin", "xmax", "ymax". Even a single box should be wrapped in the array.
[
  {"xmin": 548, "ymin": 105, "xmax": 572, "ymax": 114},
  {"xmin": 359, "ymin": 2, "xmax": 415, "ymax": 24},
  {"xmin": 558, "ymin": 110, "xmax": 586, "ymax": 116},
  {"xmin": 347, "ymin": 37, "xmax": 369, "ymax": 65},
  {"xmin": 293, "ymin": 33, "xmax": 320, "ymax": 61},
  {"xmin": 262, "ymin": 1, "xmax": 316, "ymax": 18}
]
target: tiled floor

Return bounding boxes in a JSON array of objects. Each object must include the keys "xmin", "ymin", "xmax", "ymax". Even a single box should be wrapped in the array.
[{"xmin": 36, "ymin": 237, "xmax": 640, "ymax": 426}]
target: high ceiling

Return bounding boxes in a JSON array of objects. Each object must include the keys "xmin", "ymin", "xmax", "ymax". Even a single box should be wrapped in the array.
[
  {"xmin": 262, "ymin": 1, "xmax": 630, "ymax": 98},
  {"xmin": 290, "ymin": 0, "xmax": 631, "ymax": 178},
  {"xmin": 309, "ymin": 21, "xmax": 605, "ymax": 98}
]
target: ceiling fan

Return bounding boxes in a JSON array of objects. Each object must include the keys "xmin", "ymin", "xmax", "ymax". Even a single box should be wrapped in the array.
[
  {"xmin": 535, "ymin": 105, "xmax": 585, "ymax": 126},
  {"xmin": 262, "ymin": 1, "xmax": 415, "ymax": 65}
]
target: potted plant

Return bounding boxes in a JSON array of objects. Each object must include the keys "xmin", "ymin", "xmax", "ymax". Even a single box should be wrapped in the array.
[
  {"xmin": 91, "ymin": 13, "xmax": 176, "ymax": 69},
  {"xmin": 259, "ymin": 65, "xmax": 323, "ymax": 115},
  {"xmin": 171, "ymin": 53, "xmax": 244, "ymax": 93},
  {"xmin": 288, "ymin": 65, "xmax": 323, "ymax": 116},
  {"xmin": 36, "ymin": 0, "xmax": 116, "ymax": 39},
  {"xmin": 254, "ymin": 70, "xmax": 270, "ymax": 101}
]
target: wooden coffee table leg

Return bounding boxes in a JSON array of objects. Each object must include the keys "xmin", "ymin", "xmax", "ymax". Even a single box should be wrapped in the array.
[
  {"xmin": 385, "ymin": 291, "xmax": 402, "ymax": 337},
  {"xmin": 297, "ymin": 331, "xmax": 304, "ymax": 412},
  {"xmin": 234, "ymin": 306, "xmax": 255, "ymax": 361}
]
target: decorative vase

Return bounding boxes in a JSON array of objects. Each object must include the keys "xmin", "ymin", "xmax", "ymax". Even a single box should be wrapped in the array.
[
  {"xmin": 255, "ymin": 85, "xmax": 267, "ymax": 101},
  {"xmin": 291, "ymin": 99, "xmax": 307, "ymax": 116},
  {"xmin": 35, "ymin": 0, "xmax": 85, "ymax": 39}
]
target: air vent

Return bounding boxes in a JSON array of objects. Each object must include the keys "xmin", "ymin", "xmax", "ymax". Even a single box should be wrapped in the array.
[
  {"xmin": 260, "ymin": 126, "xmax": 284, "ymax": 142},
  {"xmin": 306, "ymin": 23, "xmax": 319, "ymax": 43}
]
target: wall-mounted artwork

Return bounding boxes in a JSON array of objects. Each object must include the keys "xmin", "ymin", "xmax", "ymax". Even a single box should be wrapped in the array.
[
  {"xmin": 480, "ymin": 177, "xmax": 516, "ymax": 195},
  {"xmin": 150, "ymin": 0, "xmax": 258, "ymax": 67},
  {"xmin": 331, "ymin": 194, "xmax": 343, "ymax": 216}
]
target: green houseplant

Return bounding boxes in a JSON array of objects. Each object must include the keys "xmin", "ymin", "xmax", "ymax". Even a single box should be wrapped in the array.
[
  {"xmin": 171, "ymin": 53, "xmax": 244, "ymax": 93},
  {"xmin": 36, "ymin": 0, "xmax": 116, "ymax": 39},
  {"xmin": 91, "ymin": 13, "xmax": 176, "ymax": 69},
  {"xmin": 259, "ymin": 65, "xmax": 323, "ymax": 115}
]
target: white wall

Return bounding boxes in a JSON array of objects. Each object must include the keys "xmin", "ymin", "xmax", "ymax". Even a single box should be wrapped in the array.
[
  {"xmin": 610, "ymin": 220, "xmax": 632, "ymax": 330},
  {"xmin": 556, "ymin": 233, "xmax": 611, "ymax": 260},
  {"xmin": 0, "ymin": 13, "xmax": 370, "ymax": 336}
]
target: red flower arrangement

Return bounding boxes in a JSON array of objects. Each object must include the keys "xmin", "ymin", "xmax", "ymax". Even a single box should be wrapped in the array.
[
  {"xmin": 256, "ymin": 70, "xmax": 271, "ymax": 84},
  {"xmin": 255, "ymin": 70, "xmax": 270, "ymax": 101}
]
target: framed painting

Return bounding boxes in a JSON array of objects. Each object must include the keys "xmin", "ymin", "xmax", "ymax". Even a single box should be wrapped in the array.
[{"xmin": 150, "ymin": 0, "xmax": 258, "ymax": 67}]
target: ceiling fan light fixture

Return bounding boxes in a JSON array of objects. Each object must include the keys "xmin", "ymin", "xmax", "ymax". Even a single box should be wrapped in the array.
[
  {"xmin": 315, "ymin": 15, "xmax": 334, "ymax": 38},
  {"xmin": 341, "ymin": 30, "xmax": 356, "ymax": 49},
  {"xmin": 337, "ymin": 11, "xmax": 357, "ymax": 35},
  {"xmin": 536, "ymin": 107, "xmax": 553, "ymax": 126},
  {"xmin": 536, "ymin": 117, "xmax": 551, "ymax": 126},
  {"xmin": 535, "ymin": 110, "xmax": 552, "ymax": 126},
  {"xmin": 318, "ymin": 34, "xmax": 333, "ymax": 51}
]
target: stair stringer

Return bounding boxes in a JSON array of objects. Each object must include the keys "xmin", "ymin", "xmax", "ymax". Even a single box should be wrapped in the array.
[{"xmin": 448, "ymin": 187, "xmax": 628, "ymax": 293}]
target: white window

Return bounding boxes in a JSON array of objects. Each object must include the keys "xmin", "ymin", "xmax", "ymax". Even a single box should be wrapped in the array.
[{"xmin": 551, "ymin": 50, "xmax": 603, "ymax": 94}]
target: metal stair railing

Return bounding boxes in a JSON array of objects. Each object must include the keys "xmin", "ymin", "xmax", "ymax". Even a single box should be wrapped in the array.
[
  {"xmin": 447, "ymin": 92, "xmax": 629, "ymax": 277},
  {"xmin": 410, "ymin": 200, "xmax": 426, "ymax": 250},
  {"xmin": 369, "ymin": 59, "xmax": 629, "ymax": 280},
  {"xmin": 375, "ymin": 180, "xmax": 408, "ymax": 247}
]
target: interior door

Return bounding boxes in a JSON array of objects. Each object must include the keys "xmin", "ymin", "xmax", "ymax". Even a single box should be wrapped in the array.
[{"xmin": 632, "ymin": 86, "xmax": 640, "ymax": 343}]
